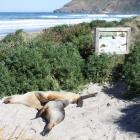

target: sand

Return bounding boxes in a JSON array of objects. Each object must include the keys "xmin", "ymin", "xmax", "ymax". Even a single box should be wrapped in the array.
[{"xmin": 0, "ymin": 83, "xmax": 139, "ymax": 140}]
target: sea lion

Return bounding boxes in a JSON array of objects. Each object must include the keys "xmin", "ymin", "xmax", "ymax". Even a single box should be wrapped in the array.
[
  {"xmin": 2, "ymin": 92, "xmax": 42, "ymax": 109},
  {"xmin": 34, "ymin": 100, "xmax": 69, "ymax": 136},
  {"xmin": 3, "ymin": 91, "xmax": 98, "ymax": 109}
]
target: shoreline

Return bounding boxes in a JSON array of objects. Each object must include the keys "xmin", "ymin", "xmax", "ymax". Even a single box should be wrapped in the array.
[
  {"xmin": 0, "ymin": 13, "xmax": 139, "ymax": 38},
  {"xmin": 0, "ymin": 15, "xmax": 139, "ymax": 40}
]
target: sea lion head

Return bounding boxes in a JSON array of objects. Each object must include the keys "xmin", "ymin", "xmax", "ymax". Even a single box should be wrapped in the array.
[{"xmin": 2, "ymin": 97, "xmax": 12, "ymax": 104}]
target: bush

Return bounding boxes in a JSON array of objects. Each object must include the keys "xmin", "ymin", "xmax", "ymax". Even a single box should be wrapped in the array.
[
  {"xmin": 89, "ymin": 20, "xmax": 120, "ymax": 28},
  {"xmin": 0, "ymin": 64, "xmax": 16, "ymax": 97},
  {"xmin": 119, "ymin": 17, "xmax": 134, "ymax": 25},
  {"xmin": 40, "ymin": 43, "xmax": 85, "ymax": 90},
  {"xmin": 0, "ymin": 29, "xmax": 26, "ymax": 48},
  {"xmin": 85, "ymin": 53, "xmax": 113, "ymax": 83},
  {"xmin": 0, "ymin": 42, "xmax": 85, "ymax": 96},
  {"xmin": 72, "ymin": 33, "xmax": 93, "ymax": 59},
  {"xmin": 123, "ymin": 43, "xmax": 140, "ymax": 98},
  {"xmin": 85, "ymin": 53, "xmax": 124, "ymax": 83},
  {"xmin": 2, "ymin": 45, "xmax": 52, "ymax": 94},
  {"xmin": 37, "ymin": 23, "xmax": 92, "ymax": 60},
  {"xmin": 39, "ymin": 23, "xmax": 91, "ymax": 43}
]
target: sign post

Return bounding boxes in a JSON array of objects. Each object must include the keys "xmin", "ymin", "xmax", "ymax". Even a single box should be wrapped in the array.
[{"xmin": 95, "ymin": 27, "xmax": 131, "ymax": 55}]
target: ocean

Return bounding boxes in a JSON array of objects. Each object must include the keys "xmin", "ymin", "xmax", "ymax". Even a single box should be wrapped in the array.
[{"xmin": 0, "ymin": 12, "xmax": 139, "ymax": 36}]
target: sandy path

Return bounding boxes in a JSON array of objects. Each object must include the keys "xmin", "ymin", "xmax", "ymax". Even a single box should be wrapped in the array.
[
  {"xmin": 47, "ymin": 83, "xmax": 139, "ymax": 140},
  {"xmin": 0, "ymin": 83, "xmax": 139, "ymax": 140}
]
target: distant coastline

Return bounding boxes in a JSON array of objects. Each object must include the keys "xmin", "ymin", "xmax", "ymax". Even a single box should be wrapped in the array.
[{"xmin": 55, "ymin": 0, "xmax": 140, "ymax": 14}]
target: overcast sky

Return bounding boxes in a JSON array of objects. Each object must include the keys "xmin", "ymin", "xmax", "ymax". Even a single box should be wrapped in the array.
[{"xmin": 0, "ymin": 0, "xmax": 71, "ymax": 12}]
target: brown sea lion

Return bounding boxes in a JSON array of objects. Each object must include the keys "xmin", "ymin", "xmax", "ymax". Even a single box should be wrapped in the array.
[
  {"xmin": 3, "ymin": 91, "xmax": 98, "ymax": 109},
  {"xmin": 34, "ymin": 100, "xmax": 69, "ymax": 136}
]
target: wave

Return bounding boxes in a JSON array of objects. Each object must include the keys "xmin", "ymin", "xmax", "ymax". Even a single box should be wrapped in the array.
[
  {"xmin": 40, "ymin": 14, "xmax": 88, "ymax": 19},
  {"xmin": 109, "ymin": 14, "xmax": 138, "ymax": 18},
  {"xmin": 39, "ymin": 15, "xmax": 59, "ymax": 19},
  {"xmin": 0, "ymin": 13, "xmax": 138, "ymax": 36},
  {"xmin": 87, "ymin": 14, "xmax": 109, "ymax": 17}
]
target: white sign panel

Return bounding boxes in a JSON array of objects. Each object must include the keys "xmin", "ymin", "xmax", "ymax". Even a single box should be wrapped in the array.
[{"xmin": 95, "ymin": 27, "xmax": 131, "ymax": 54}]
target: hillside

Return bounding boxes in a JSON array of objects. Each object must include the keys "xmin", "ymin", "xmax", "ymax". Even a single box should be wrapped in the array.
[{"xmin": 54, "ymin": 0, "xmax": 140, "ymax": 14}]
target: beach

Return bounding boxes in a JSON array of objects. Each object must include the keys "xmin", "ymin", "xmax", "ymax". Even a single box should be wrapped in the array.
[
  {"xmin": 0, "ymin": 83, "xmax": 139, "ymax": 140},
  {"xmin": 0, "ymin": 12, "xmax": 138, "ymax": 37}
]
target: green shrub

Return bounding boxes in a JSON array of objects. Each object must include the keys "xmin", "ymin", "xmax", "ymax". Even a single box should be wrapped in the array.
[
  {"xmin": 89, "ymin": 20, "xmax": 120, "ymax": 28},
  {"xmin": 0, "ymin": 29, "xmax": 26, "ymax": 48},
  {"xmin": 50, "ymin": 24, "xmax": 69, "ymax": 32},
  {"xmin": 0, "ymin": 64, "xmax": 16, "ymax": 97},
  {"xmin": 2, "ymin": 46, "xmax": 52, "ymax": 94},
  {"xmin": 85, "ymin": 53, "xmax": 112, "ymax": 83},
  {"xmin": 0, "ymin": 42, "xmax": 85, "ymax": 96},
  {"xmin": 72, "ymin": 33, "xmax": 93, "ymax": 59},
  {"xmin": 119, "ymin": 17, "xmax": 134, "ymax": 25},
  {"xmin": 40, "ymin": 23, "xmax": 91, "ymax": 43},
  {"xmin": 41, "ymin": 43, "xmax": 85, "ymax": 90},
  {"xmin": 85, "ymin": 53, "xmax": 124, "ymax": 83},
  {"xmin": 36, "ymin": 23, "xmax": 92, "ymax": 60},
  {"xmin": 123, "ymin": 43, "xmax": 140, "ymax": 98}
]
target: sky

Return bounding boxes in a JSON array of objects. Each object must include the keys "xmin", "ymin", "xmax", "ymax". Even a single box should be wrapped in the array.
[{"xmin": 0, "ymin": 0, "xmax": 71, "ymax": 12}]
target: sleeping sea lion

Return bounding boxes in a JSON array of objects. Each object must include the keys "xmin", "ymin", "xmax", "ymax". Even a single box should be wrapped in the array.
[{"xmin": 3, "ymin": 91, "xmax": 98, "ymax": 109}]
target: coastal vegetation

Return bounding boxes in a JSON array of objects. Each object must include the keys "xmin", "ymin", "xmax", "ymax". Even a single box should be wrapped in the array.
[
  {"xmin": 0, "ymin": 17, "xmax": 140, "ymax": 99},
  {"xmin": 123, "ymin": 42, "xmax": 140, "ymax": 98}
]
